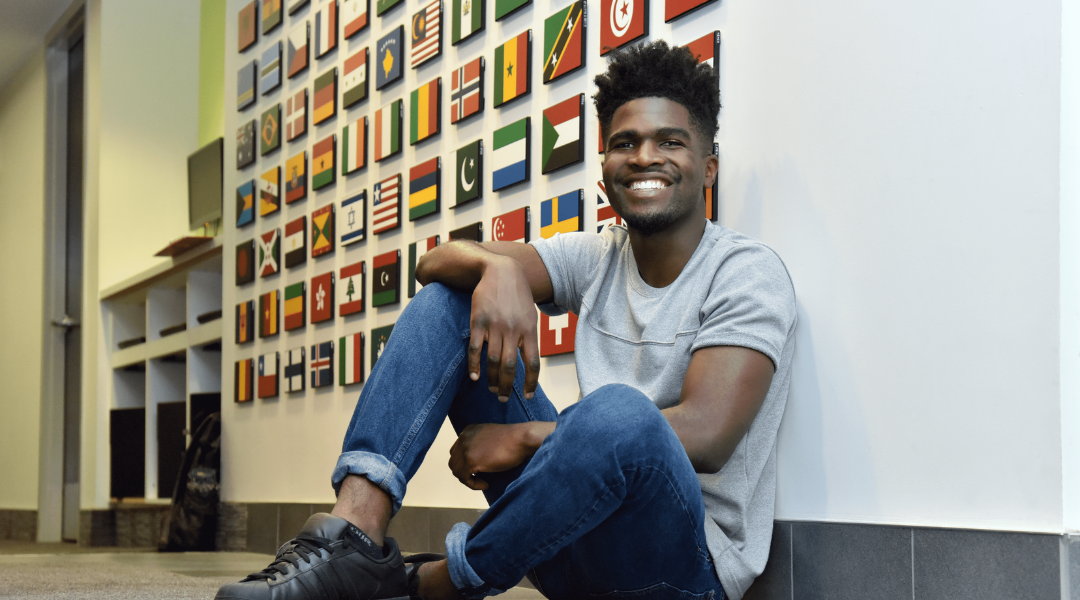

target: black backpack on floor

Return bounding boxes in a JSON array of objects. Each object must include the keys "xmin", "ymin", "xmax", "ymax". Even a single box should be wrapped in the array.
[{"xmin": 160, "ymin": 412, "xmax": 220, "ymax": 552}]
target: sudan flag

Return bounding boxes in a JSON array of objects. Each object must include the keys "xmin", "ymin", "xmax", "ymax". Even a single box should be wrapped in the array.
[
  {"xmin": 372, "ymin": 249, "xmax": 400, "ymax": 306},
  {"xmin": 541, "ymin": 94, "xmax": 583, "ymax": 174},
  {"xmin": 284, "ymin": 281, "xmax": 305, "ymax": 330},
  {"xmin": 493, "ymin": 30, "xmax": 530, "ymax": 107},
  {"xmin": 312, "ymin": 134, "xmax": 336, "ymax": 190},
  {"xmin": 408, "ymin": 157, "xmax": 440, "ymax": 220},
  {"xmin": 542, "ymin": 1, "xmax": 584, "ymax": 83}
]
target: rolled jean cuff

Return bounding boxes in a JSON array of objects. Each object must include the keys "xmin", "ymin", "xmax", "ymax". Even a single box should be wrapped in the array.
[
  {"xmin": 330, "ymin": 450, "xmax": 408, "ymax": 515},
  {"xmin": 446, "ymin": 522, "xmax": 508, "ymax": 599}
]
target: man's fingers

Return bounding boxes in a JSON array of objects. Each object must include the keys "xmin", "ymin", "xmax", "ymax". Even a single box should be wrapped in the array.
[
  {"xmin": 521, "ymin": 331, "xmax": 541, "ymax": 400},
  {"xmin": 496, "ymin": 339, "xmax": 518, "ymax": 401},
  {"xmin": 485, "ymin": 336, "xmax": 504, "ymax": 393},
  {"xmin": 467, "ymin": 328, "xmax": 485, "ymax": 382}
]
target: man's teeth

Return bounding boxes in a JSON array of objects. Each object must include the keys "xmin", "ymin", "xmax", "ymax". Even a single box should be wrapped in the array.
[{"xmin": 629, "ymin": 180, "xmax": 668, "ymax": 191}]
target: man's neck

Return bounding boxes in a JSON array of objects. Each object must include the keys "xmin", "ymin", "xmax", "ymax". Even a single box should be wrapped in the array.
[{"xmin": 627, "ymin": 212, "xmax": 707, "ymax": 289}]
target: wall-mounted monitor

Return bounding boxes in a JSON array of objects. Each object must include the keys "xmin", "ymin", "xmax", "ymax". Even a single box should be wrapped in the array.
[{"xmin": 188, "ymin": 137, "xmax": 224, "ymax": 231}]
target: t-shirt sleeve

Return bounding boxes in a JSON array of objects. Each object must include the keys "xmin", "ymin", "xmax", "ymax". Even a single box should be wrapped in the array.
[
  {"xmin": 529, "ymin": 231, "xmax": 609, "ymax": 316},
  {"xmin": 692, "ymin": 242, "xmax": 797, "ymax": 370}
]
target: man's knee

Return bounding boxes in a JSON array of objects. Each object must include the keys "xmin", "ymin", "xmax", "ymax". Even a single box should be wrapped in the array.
[
  {"xmin": 559, "ymin": 384, "xmax": 674, "ymax": 454},
  {"xmin": 407, "ymin": 283, "xmax": 472, "ymax": 325}
]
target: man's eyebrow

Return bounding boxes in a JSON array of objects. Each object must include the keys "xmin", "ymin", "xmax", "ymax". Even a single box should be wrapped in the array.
[{"xmin": 608, "ymin": 127, "xmax": 693, "ymax": 142}]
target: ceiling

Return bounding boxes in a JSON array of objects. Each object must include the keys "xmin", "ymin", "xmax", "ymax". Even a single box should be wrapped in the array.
[{"xmin": 0, "ymin": 0, "xmax": 80, "ymax": 95}]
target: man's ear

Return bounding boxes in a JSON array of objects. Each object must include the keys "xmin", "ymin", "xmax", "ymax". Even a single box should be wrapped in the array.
[{"xmin": 703, "ymin": 152, "xmax": 719, "ymax": 189}]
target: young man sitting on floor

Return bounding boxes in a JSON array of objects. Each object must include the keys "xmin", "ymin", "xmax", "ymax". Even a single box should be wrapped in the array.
[{"xmin": 215, "ymin": 39, "xmax": 797, "ymax": 600}]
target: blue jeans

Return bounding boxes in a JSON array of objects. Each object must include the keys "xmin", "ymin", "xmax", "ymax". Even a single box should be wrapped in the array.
[{"xmin": 332, "ymin": 284, "xmax": 725, "ymax": 600}]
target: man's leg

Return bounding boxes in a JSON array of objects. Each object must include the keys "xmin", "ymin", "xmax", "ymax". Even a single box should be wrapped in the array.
[
  {"xmin": 216, "ymin": 283, "xmax": 556, "ymax": 600},
  {"xmin": 329, "ymin": 282, "xmax": 558, "ymax": 542},
  {"xmin": 440, "ymin": 385, "xmax": 725, "ymax": 600}
]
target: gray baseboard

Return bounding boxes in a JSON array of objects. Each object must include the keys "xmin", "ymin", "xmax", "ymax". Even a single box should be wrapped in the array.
[
  {"xmin": 744, "ymin": 521, "xmax": 1076, "ymax": 600},
  {"xmin": 78, "ymin": 505, "xmax": 169, "ymax": 547},
  {"xmin": 0, "ymin": 510, "xmax": 37, "ymax": 541},
  {"xmin": 223, "ymin": 505, "xmax": 1079, "ymax": 600}
]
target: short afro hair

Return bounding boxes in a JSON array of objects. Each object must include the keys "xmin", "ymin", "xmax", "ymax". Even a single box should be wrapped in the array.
[{"xmin": 593, "ymin": 40, "xmax": 720, "ymax": 153}]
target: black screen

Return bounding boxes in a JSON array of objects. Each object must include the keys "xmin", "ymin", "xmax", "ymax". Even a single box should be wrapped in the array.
[{"xmin": 188, "ymin": 138, "xmax": 224, "ymax": 230}]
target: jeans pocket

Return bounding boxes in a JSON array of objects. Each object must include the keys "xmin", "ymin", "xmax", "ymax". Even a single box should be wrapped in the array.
[{"xmin": 589, "ymin": 582, "xmax": 715, "ymax": 600}]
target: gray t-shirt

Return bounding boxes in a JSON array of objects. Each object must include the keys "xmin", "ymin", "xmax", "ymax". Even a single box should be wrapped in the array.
[{"xmin": 530, "ymin": 220, "xmax": 797, "ymax": 600}]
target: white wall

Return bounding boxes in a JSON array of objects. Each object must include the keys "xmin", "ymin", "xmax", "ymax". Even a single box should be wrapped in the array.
[
  {"xmin": 0, "ymin": 51, "xmax": 47, "ymax": 510},
  {"xmin": 727, "ymin": 0, "xmax": 1065, "ymax": 532},
  {"xmin": 1060, "ymin": 0, "xmax": 1080, "ymax": 533},
  {"xmin": 215, "ymin": 0, "xmax": 1070, "ymax": 533},
  {"xmin": 80, "ymin": 0, "xmax": 203, "ymax": 509}
]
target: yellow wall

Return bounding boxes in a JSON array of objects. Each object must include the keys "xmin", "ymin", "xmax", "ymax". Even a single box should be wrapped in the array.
[{"xmin": 0, "ymin": 51, "xmax": 47, "ymax": 510}]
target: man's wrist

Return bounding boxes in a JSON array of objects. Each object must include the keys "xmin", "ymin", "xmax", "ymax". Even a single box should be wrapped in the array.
[{"xmin": 521, "ymin": 421, "xmax": 556, "ymax": 451}]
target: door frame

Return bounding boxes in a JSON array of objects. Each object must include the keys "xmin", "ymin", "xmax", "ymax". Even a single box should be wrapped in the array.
[{"xmin": 38, "ymin": 1, "xmax": 86, "ymax": 544}]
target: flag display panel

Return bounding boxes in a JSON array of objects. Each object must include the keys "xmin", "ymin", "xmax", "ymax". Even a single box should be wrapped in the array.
[{"xmin": 542, "ymin": 1, "xmax": 585, "ymax": 84}]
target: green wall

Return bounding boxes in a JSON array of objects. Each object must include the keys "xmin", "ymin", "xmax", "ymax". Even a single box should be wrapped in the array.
[{"xmin": 198, "ymin": 0, "xmax": 225, "ymax": 146}]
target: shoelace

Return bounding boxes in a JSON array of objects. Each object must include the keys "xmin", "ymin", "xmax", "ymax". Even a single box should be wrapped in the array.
[{"xmin": 243, "ymin": 536, "xmax": 342, "ymax": 582}]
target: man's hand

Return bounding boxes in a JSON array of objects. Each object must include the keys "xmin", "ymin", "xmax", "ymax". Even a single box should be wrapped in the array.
[
  {"xmin": 448, "ymin": 422, "xmax": 555, "ymax": 490},
  {"xmin": 469, "ymin": 256, "xmax": 541, "ymax": 401}
]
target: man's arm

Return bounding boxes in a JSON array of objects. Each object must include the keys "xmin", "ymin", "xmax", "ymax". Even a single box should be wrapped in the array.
[
  {"xmin": 663, "ymin": 346, "xmax": 775, "ymax": 473},
  {"xmin": 415, "ymin": 240, "xmax": 553, "ymax": 400}
]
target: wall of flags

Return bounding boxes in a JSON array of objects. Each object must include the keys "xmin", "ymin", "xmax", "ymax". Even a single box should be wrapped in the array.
[{"xmin": 224, "ymin": 0, "xmax": 721, "ymax": 502}]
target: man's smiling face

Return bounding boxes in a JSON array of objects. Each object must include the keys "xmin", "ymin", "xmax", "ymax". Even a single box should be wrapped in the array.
[{"xmin": 601, "ymin": 97, "xmax": 717, "ymax": 235}]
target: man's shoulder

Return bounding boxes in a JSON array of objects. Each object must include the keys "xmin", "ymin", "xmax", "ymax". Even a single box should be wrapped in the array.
[{"xmin": 700, "ymin": 222, "xmax": 796, "ymax": 304}]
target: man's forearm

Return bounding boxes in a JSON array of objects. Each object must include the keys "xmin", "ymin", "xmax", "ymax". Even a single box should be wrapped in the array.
[{"xmin": 415, "ymin": 240, "xmax": 498, "ymax": 292}]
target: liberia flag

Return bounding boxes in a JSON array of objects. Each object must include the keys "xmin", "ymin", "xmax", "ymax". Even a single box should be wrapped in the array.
[
  {"xmin": 339, "ymin": 332, "xmax": 365, "ymax": 386},
  {"xmin": 285, "ymin": 347, "xmax": 305, "ymax": 392},
  {"xmin": 258, "ymin": 352, "xmax": 279, "ymax": 398},
  {"xmin": 410, "ymin": 0, "xmax": 441, "ymax": 68},
  {"xmin": 407, "ymin": 235, "xmax": 439, "ymax": 297},
  {"xmin": 492, "ymin": 206, "xmax": 529, "ymax": 243},
  {"xmin": 342, "ymin": 117, "xmax": 366, "ymax": 175},
  {"xmin": 235, "ymin": 359, "xmax": 253, "ymax": 403},
  {"xmin": 540, "ymin": 312, "xmax": 577, "ymax": 356},
  {"xmin": 342, "ymin": 48, "xmax": 368, "ymax": 108},
  {"xmin": 339, "ymin": 261, "xmax": 365, "ymax": 317},
  {"xmin": 310, "ymin": 340, "xmax": 334, "ymax": 388},
  {"xmin": 284, "ymin": 281, "xmax": 305, "ymax": 330},
  {"xmin": 310, "ymin": 271, "xmax": 335, "ymax": 322},
  {"xmin": 373, "ymin": 173, "xmax": 400, "ymax": 233},
  {"xmin": 408, "ymin": 157, "xmax": 439, "ymax": 220},
  {"xmin": 596, "ymin": 180, "xmax": 622, "ymax": 232},
  {"xmin": 287, "ymin": 21, "xmax": 309, "ymax": 77},
  {"xmin": 374, "ymin": 99, "xmax": 402, "ymax": 161},
  {"xmin": 409, "ymin": 77, "xmax": 440, "ymax": 145},
  {"xmin": 284, "ymin": 215, "xmax": 306, "ymax": 267},
  {"xmin": 339, "ymin": 261, "xmax": 365, "ymax": 315},
  {"xmin": 450, "ymin": 57, "xmax": 483, "ymax": 123},
  {"xmin": 342, "ymin": 0, "xmax": 369, "ymax": 38},
  {"xmin": 286, "ymin": 88, "xmax": 306, "ymax": 141}
]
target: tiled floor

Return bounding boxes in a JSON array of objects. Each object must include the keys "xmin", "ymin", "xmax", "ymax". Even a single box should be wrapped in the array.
[{"xmin": 0, "ymin": 541, "xmax": 544, "ymax": 599}]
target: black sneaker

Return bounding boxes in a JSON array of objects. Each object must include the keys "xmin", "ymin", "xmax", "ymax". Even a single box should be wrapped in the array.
[{"xmin": 215, "ymin": 513, "xmax": 409, "ymax": 600}]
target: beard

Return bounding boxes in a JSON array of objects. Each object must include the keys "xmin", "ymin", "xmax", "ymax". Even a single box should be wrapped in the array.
[{"xmin": 613, "ymin": 179, "xmax": 698, "ymax": 235}]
